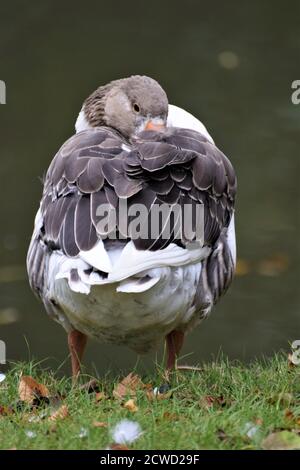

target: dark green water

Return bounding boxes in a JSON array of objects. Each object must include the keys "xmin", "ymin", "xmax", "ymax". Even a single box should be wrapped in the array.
[{"xmin": 0, "ymin": 1, "xmax": 299, "ymax": 373}]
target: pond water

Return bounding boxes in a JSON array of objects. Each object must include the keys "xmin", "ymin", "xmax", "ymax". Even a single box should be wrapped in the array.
[{"xmin": 0, "ymin": 1, "xmax": 299, "ymax": 374}]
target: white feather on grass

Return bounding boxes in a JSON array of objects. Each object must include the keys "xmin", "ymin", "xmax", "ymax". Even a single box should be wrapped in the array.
[{"xmin": 111, "ymin": 419, "xmax": 143, "ymax": 445}]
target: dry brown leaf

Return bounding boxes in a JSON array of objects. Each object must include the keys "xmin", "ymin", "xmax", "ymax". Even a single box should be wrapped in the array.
[
  {"xmin": 200, "ymin": 395, "xmax": 215, "ymax": 408},
  {"xmin": 110, "ymin": 443, "xmax": 130, "ymax": 450},
  {"xmin": 18, "ymin": 376, "xmax": 50, "ymax": 404},
  {"xmin": 145, "ymin": 390, "xmax": 155, "ymax": 401},
  {"xmin": 113, "ymin": 373, "xmax": 144, "ymax": 400},
  {"xmin": 199, "ymin": 395, "xmax": 228, "ymax": 409},
  {"xmin": 124, "ymin": 399, "xmax": 138, "ymax": 412},
  {"xmin": 254, "ymin": 417, "xmax": 263, "ymax": 426},
  {"xmin": 142, "ymin": 383, "xmax": 153, "ymax": 391},
  {"xmin": 93, "ymin": 421, "xmax": 108, "ymax": 428},
  {"xmin": 284, "ymin": 410, "xmax": 300, "ymax": 427},
  {"xmin": 285, "ymin": 409, "xmax": 295, "ymax": 421},
  {"xmin": 95, "ymin": 392, "xmax": 108, "ymax": 402},
  {"xmin": 0, "ymin": 405, "xmax": 14, "ymax": 416},
  {"xmin": 48, "ymin": 404, "xmax": 69, "ymax": 422}
]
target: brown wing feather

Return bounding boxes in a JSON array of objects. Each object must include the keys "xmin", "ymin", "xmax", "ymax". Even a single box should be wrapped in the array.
[
  {"xmin": 128, "ymin": 128, "xmax": 236, "ymax": 249},
  {"xmin": 34, "ymin": 126, "xmax": 236, "ymax": 263}
]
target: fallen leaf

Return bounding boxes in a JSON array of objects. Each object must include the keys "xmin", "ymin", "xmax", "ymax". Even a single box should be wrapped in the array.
[
  {"xmin": 285, "ymin": 409, "xmax": 295, "ymax": 421},
  {"xmin": 142, "ymin": 383, "xmax": 153, "ymax": 391},
  {"xmin": 284, "ymin": 410, "xmax": 300, "ymax": 427},
  {"xmin": 21, "ymin": 394, "xmax": 62, "ymax": 415},
  {"xmin": 113, "ymin": 373, "xmax": 144, "ymax": 400},
  {"xmin": 0, "ymin": 405, "xmax": 13, "ymax": 416},
  {"xmin": 48, "ymin": 404, "xmax": 69, "ymax": 422},
  {"xmin": 110, "ymin": 444, "xmax": 130, "ymax": 450},
  {"xmin": 124, "ymin": 399, "xmax": 138, "ymax": 412},
  {"xmin": 93, "ymin": 421, "xmax": 108, "ymax": 428},
  {"xmin": 254, "ymin": 417, "xmax": 263, "ymax": 426},
  {"xmin": 199, "ymin": 395, "xmax": 228, "ymax": 409},
  {"xmin": 199, "ymin": 395, "xmax": 215, "ymax": 408},
  {"xmin": 95, "ymin": 392, "xmax": 108, "ymax": 402},
  {"xmin": 18, "ymin": 376, "xmax": 50, "ymax": 404},
  {"xmin": 262, "ymin": 431, "xmax": 300, "ymax": 450}
]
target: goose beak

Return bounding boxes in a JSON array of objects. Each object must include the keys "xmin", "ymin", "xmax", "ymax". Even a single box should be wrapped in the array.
[{"xmin": 145, "ymin": 119, "xmax": 166, "ymax": 132}]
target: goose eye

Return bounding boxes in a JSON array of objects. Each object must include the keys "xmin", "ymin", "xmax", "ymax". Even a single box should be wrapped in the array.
[{"xmin": 133, "ymin": 103, "xmax": 140, "ymax": 113}]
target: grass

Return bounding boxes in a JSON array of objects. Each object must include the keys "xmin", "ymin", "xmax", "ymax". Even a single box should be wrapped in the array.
[{"xmin": 0, "ymin": 354, "xmax": 300, "ymax": 450}]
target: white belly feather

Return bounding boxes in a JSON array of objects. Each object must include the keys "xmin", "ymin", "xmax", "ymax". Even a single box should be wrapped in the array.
[
  {"xmin": 49, "ymin": 261, "xmax": 202, "ymax": 352},
  {"xmin": 46, "ymin": 239, "xmax": 208, "ymax": 352}
]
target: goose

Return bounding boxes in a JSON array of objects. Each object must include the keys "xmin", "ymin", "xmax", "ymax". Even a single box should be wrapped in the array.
[{"xmin": 27, "ymin": 75, "xmax": 237, "ymax": 378}]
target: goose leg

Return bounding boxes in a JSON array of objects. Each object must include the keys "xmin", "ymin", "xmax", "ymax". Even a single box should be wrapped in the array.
[
  {"xmin": 166, "ymin": 330, "xmax": 184, "ymax": 370},
  {"xmin": 68, "ymin": 329, "xmax": 87, "ymax": 380}
]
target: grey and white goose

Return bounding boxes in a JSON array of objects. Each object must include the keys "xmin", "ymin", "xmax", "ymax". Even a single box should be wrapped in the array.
[{"xmin": 27, "ymin": 75, "xmax": 237, "ymax": 377}]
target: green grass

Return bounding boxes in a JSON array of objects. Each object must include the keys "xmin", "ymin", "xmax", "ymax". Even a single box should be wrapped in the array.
[{"xmin": 0, "ymin": 354, "xmax": 299, "ymax": 450}]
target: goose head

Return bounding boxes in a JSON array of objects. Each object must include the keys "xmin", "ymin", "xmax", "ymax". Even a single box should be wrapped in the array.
[{"xmin": 75, "ymin": 75, "xmax": 168, "ymax": 139}]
